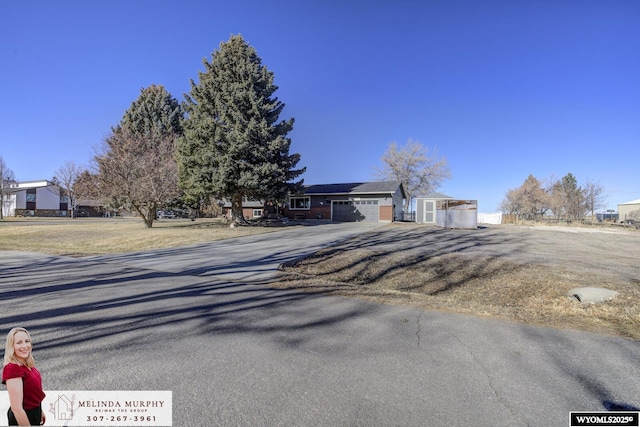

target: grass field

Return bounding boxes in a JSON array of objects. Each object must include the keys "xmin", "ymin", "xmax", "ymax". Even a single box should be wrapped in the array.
[{"xmin": 0, "ymin": 217, "xmax": 283, "ymax": 256}]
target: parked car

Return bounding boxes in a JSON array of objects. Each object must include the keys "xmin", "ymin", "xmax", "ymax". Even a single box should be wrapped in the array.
[
  {"xmin": 172, "ymin": 209, "xmax": 190, "ymax": 219},
  {"xmin": 74, "ymin": 209, "xmax": 89, "ymax": 217},
  {"xmin": 156, "ymin": 210, "xmax": 176, "ymax": 219},
  {"xmin": 623, "ymin": 219, "xmax": 638, "ymax": 228}
]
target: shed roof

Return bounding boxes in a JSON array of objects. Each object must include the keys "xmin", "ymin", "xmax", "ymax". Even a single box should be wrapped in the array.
[
  {"xmin": 417, "ymin": 192, "xmax": 454, "ymax": 200},
  {"xmin": 303, "ymin": 181, "xmax": 405, "ymax": 197}
]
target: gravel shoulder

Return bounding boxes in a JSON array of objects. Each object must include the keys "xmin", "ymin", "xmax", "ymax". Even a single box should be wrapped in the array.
[{"xmin": 274, "ymin": 223, "xmax": 640, "ymax": 340}]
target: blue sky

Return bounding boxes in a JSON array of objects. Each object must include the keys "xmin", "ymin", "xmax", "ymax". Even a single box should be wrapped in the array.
[{"xmin": 1, "ymin": 0, "xmax": 638, "ymax": 212}]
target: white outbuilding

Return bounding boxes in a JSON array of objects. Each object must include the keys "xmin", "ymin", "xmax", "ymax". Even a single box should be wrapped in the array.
[
  {"xmin": 618, "ymin": 198, "xmax": 640, "ymax": 222},
  {"xmin": 415, "ymin": 192, "xmax": 478, "ymax": 229}
]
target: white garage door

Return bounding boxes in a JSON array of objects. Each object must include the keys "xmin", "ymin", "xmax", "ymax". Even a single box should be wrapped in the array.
[{"xmin": 332, "ymin": 200, "xmax": 379, "ymax": 222}]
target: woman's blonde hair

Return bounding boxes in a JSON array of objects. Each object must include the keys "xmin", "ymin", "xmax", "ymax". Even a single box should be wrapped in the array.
[{"xmin": 4, "ymin": 327, "xmax": 35, "ymax": 368}]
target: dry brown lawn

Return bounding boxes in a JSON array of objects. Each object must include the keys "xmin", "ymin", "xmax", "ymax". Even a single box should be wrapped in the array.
[
  {"xmin": 0, "ymin": 217, "xmax": 285, "ymax": 256},
  {"xmin": 274, "ymin": 223, "xmax": 640, "ymax": 341}
]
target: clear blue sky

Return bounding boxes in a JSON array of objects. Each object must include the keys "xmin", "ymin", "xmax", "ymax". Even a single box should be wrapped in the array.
[{"xmin": 1, "ymin": 0, "xmax": 638, "ymax": 212}]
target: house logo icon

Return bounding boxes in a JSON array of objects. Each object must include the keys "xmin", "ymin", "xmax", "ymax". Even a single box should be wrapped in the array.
[{"xmin": 53, "ymin": 394, "xmax": 74, "ymax": 421}]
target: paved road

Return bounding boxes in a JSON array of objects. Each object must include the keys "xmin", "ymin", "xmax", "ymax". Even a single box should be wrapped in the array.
[
  {"xmin": 85, "ymin": 222, "xmax": 383, "ymax": 282},
  {"xmin": 1, "ymin": 223, "xmax": 639, "ymax": 426}
]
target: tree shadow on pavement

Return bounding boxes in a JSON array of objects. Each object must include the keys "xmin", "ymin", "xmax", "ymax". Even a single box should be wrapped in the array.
[
  {"xmin": 278, "ymin": 225, "xmax": 529, "ymax": 296},
  {"xmin": 0, "ymin": 254, "xmax": 377, "ymax": 355},
  {"xmin": 514, "ymin": 323, "xmax": 640, "ymax": 420}
]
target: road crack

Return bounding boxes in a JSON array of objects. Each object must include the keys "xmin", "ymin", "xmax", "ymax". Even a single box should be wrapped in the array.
[
  {"xmin": 415, "ymin": 311, "xmax": 422, "ymax": 348},
  {"xmin": 448, "ymin": 331, "xmax": 530, "ymax": 426}
]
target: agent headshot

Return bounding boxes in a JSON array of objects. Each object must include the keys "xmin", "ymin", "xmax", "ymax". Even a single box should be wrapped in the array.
[{"xmin": 2, "ymin": 327, "xmax": 46, "ymax": 426}]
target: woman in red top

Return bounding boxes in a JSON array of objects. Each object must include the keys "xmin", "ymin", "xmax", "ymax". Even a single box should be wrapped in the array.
[{"xmin": 2, "ymin": 327, "xmax": 46, "ymax": 426}]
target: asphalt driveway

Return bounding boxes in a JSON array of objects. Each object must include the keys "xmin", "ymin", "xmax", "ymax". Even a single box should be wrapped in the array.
[{"xmin": 0, "ymin": 222, "xmax": 638, "ymax": 426}]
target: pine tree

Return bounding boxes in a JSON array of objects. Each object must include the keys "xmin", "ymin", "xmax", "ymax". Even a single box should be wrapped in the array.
[
  {"xmin": 551, "ymin": 173, "xmax": 586, "ymax": 221},
  {"xmin": 120, "ymin": 84, "xmax": 183, "ymax": 138},
  {"xmin": 178, "ymin": 34, "xmax": 305, "ymax": 222}
]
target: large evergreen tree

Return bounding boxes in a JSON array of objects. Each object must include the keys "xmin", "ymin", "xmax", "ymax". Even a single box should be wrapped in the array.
[
  {"xmin": 120, "ymin": 84, "xmax": 183, "ymax": 137},
  {"xmin": 95, "ymin": 85, "xmax": 183, "ymax": 227},
  {"xmin": 178, "ymin": 34, "xmax": 305, "ymax": 222}
]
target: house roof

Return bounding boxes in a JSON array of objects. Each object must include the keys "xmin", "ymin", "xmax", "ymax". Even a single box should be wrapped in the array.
[
  {"xmin": 9, "ymin": 180, "xmax": 53, "ymax": 189},
  {"xmin": 220, "ymin": 198, "xmax": 264, "ymax": 208},
  {"xmin": 5, "ymin": 180, "xmax": 57, "ymax": 194},
  {"xmin": 418, "ymin": 192, "xmax": 454, "ymax": 200},
  {"xmin": 217, "ymin": 181, "xmax": 406, "ymax": 207},
  {"xmin": 303, "ymin": 181, "xmax": 406, "ymax": 198}
]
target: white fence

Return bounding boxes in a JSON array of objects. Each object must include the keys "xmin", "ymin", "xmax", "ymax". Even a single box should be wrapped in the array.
[{"xmin": 477, "ymin": 212, "xmax": 502, "ymax": 225}]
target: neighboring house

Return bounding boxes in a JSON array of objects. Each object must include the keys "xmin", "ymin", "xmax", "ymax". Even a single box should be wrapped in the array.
[
  {"xmin": 220, "ymin": 199, "xmax": 266, "ymax": 220},
  {"xmin": 2, "ymin": 180, "xmax": 69, "ymax": 217},
  {"xmin": 618, "ymin": 198, "xmax": 640, "ymax": 222},
  {"xmin": 1, "ymin": 180, "xmax": 103, "ymax": 217},
  {"xmin": 284, "ymin": 181, "xmax": 405, "ymax": 222},
  {"xmin": 75, "ymin": 200, "xmax": 105, "ymax": 217},
  {"xmin": 416, "ymin": 192, "xmax": 477, "ymax": 229}
]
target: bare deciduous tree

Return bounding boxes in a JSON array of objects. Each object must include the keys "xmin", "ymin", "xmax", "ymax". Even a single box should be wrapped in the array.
[
  {"xmin": 583, "ymin": 178, "xmax": 606, "ymax": 219},
  {"xmin": 93, "ymin": 84, "xmax": 184, "ymax": 227},
  {"xmin": 627, "ymin": 209, "xmax": 640, "ymax": 224},
  {"xmin": 0, "ymin": 155, "xmax": 16, "ymax": 219},
  {"xmin": 503, "ymin": 173, "xmax": 605, "ymax": 222},
  {"xmin": 500, "ymin": 175, "xmax": 549, "ymax": 220},
  {"xmin": 95, "ymin": 130, "xmax": 180, "ymax": 228},
  {"xmin": 73, "ymin": 170, "xmax": 100, "ymax": 200},
  {"xmin": 500, "ymin": 187, "xmax": 522, "ymax": 215},
  {"xmin": 374, "ymin": 139, "xmax": 451, "ymax": 212},
  {"xmin": 53, "ymin": 161, "xmax": 86, "ymax": 218}
]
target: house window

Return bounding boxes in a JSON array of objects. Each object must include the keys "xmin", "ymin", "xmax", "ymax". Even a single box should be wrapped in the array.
[
  {"xmin": 26, "ymin": 188, "xmax": 36, "ymax": 210},
  {"xmin": 290, "ymin": 197, "xmax": 310, "ymax": 210},
  {"xmin": 253, "ymin": 209, "xmax": 263, "ymax": 218},
  {"xmin": 60, "ymin": 193, "xmax": 68, "ymax": 211}
]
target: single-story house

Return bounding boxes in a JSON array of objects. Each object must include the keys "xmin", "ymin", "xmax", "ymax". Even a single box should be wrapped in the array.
[
  {"xmin": 283, "ymin": 181, "xmax": 406, "ymax": 222},
  {"xmin": 415, "ymin": 192, "xmax": 477, "ymax": 229},
  {"xmin": 618, "ymin": 198, "xmax": 640, "ymax": 222},
  {"xmin": 220, "ymin": 199, "xmax": 267, "ymax": 220}
]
